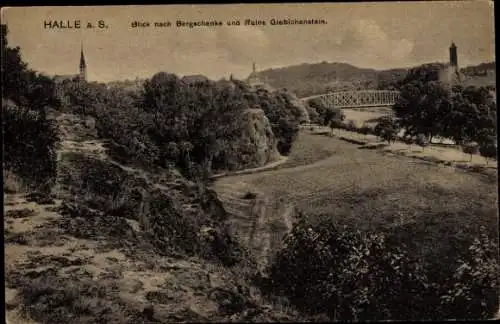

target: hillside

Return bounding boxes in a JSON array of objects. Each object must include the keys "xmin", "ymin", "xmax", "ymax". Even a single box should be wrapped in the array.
[
  {"xmin": 251, "ymin": 60, "xmax": 496, "ymax": 98},
  {"xmin": 252, "ymin": 62, "xmax": 409, "ymax": 97},
  {"xmin": 4, "ymin": 112, "xmax": 301, "ymax": 324},
  {"xmin": 461, "ymin": 61, "xmax": 496, "ymax": 75}
]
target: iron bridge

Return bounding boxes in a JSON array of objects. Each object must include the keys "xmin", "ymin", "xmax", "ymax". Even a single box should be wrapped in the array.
[{"xmin": 300, "ymin": 90, "xmax": 400, "ymax": 109}]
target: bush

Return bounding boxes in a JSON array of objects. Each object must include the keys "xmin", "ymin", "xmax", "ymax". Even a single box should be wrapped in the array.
[
  {"xmin": 269, "ymin": 213, "xmax": 425, "ymax": 320},
  {"xmin": 274, "ymin": 118, "xmax": 299, "ymax": 155},
  {"xmin": 3, "ymin": 102, "xmax": 60, "ymax": 192},
  {"xmin": 479, "ymin": 140, "xmax": 497, "ymax": 165},
  {"xmin": 416, "ymin": 133, "xmax": 429, "ymax": 148},
  {"xmin": 2, "ymin": 25, "xmax": 61, "ymax": 192},
  {"xmin": 438, "ymin": 226, "xmax": 499, "ymax": 319},
  {"xmin": 242, "ymin": 191, "xmax": 257, "ymax": 199},
  {"xmin": 267, "ymin": 213, "xmax": 499, "ymax": 321},
  {"xmin": 358, "ymin": 125, "xmax": 374, "ymax": 135},
  {"xmin": 346, "ymin": 119, "xmax": 358, "ymax": 131},
  {"xmin": 462, "ymin": 142, "xmax": 479, "ymax": 161},
  {"xmin": 374, "ymin": 117, "xmax": 400, "ymax": 144}
]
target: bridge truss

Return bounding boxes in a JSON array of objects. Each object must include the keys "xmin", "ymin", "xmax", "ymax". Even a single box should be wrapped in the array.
[{"xmin": 300, "ymin": 90, "xmax": 400, "ymax": 109}]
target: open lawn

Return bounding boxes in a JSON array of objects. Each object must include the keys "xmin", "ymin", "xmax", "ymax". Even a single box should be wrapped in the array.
[
  {"xmin": 214, "ymin": 131, "xmax": 498, "ymax": 265},
  {"xmin": 342, "ymin": 107, "xmax": 392, "ymax": 127}
]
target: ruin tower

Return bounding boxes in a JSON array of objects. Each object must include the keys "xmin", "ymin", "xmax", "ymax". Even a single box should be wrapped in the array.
[
  {"xmin": 443, "ymin": 41, "xmax": 461, "ymax": 84},
  {"xmin": 79, "ymin": 44, "xmax": 87, "ymax": 81}
]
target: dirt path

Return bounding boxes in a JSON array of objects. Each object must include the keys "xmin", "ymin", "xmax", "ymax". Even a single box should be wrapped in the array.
[
  {"xmin": 213, "ymin": 180, "xmax": 297, "ymax": 272},
  {"xmin": 309, "ymin": 125, "xmax": 497, "ymax": 169},
  {"xmin": 210, "ymin": 155, "xmax": 290, "ymax": 180}
]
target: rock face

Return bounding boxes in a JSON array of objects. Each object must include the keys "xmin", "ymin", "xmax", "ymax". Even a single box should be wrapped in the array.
[{"xmin": 239, "ymin": 108, "xmax": 281, "ymax": 168}]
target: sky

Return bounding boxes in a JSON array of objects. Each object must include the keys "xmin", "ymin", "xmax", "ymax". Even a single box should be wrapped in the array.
[{"xmin": 1, "ymin": 2, "xmax": 495, "ymax": 82}]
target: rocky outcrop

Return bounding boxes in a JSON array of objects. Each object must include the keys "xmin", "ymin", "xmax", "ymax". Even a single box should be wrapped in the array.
[{"xmin": 238, "ymin": 108, "xmax": 281, "ymax": 168}]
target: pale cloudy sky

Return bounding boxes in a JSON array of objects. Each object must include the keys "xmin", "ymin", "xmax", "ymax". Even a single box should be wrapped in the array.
[{"xmin": 1, "ymin": 2, "xmax": 495, "ymax": 82}]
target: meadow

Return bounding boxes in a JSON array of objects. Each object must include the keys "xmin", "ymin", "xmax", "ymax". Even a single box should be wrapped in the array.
[{"xmin": 214, "ymin": 131, "xmax": 498, "ymax": 265}]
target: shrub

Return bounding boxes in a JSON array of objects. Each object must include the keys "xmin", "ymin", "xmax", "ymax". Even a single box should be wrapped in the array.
[
  {"xmin": 358, "ymin": 125, "xmax": 374, "ymax": 135},
  {"xmin": 268, "ymin": 213, "xmax": 427, "ymax": 320},
  {"xmin": 478, "ymin": 138, "xmax": 497, "ymax": 165},
  {"xmin": 374, "ymin": 117, "xmax": 400, "ymax": 144},
  {"xmin": 438, "ymin": 226, "xmax": 499, "ymax": 319},
  {"xmin": 2, "ymin": 25, "xmax": 61, "ymax": 192},
  {"xmin": 416, "ymin": 133, "xmax": 429, "ymax": 149},
  {"xmin": 462, "ymin": 142, "xmax": 479, "ymax": 161},
  {"xmin": 3, "ymin": 102, "xmax": 60, "ymax": 192},
  {"xmin": 242, "ymin": 191, "xmax": 257, "ymax": 199},
  {"xmin": 346, "ymin": 119, "xmax": 358, "ymax": 131},
  {"xmin": 267, "ymin": 213, "xmax": 499, "ymax": 321}
]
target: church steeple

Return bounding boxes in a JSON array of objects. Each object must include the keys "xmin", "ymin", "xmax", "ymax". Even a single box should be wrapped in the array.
[
  {"xmin": 449, "ymin": 41, "xmax": 458, "ymax": 68},
  {"xmin": 79, "ymin": 43, "xmax": 87, "ymax": 81}
]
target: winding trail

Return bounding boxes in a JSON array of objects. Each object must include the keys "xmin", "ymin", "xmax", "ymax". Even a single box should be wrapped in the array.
[{"xmin": 212, "ymin": 178, "xmax": 298, "ymax": 272}]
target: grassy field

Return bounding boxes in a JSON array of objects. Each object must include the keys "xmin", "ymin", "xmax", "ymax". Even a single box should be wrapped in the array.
[
  {"xmin": 342, "ymin": 107, "xmax": 391, "ymax": 127},
  {"xmin": 214, "ymin": 131, "xmax": 498, "ymax": 265}
]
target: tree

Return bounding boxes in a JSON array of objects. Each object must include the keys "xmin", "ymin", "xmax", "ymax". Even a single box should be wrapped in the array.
[
  {"xmin": 374, "ymin": 116, "xmax": 400, "ymax": 145},
  {"xmin": 323, "ymin": 107, "xmax": 345, "ymax": 136},
  {"xmin": 398, "ymin": 62, "xmax": 446, "ymax": 87},
  {"xmin": 415, "ymin": 133, "xmax": 429, "ymax": 151},
  {"xmin": 462, "ymin": 142, "xmax": 479, "ymax": 162},
  {"xmin": 478, "ymin": 137, "xmax": 497, "ymax": 166},
  {"xmin": 2, "ymin": 24, "xmax": 61, "ymax": 191}
]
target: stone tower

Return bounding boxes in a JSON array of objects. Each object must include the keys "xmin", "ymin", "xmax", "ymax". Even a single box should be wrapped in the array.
[
  {"xmin": 79, "ymin": 44, "xmax": 87, "ymax": 81},
  {"xmin": 443, "ymin": 41, "xmax": 461, "ymax": 84}
]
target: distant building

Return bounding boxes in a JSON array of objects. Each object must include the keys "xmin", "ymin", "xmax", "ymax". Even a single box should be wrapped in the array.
[
  {"xmin": 79, "ymin": 45, "xmax": 87, "ymax": 81},
  {"xmin": 246, "ymin": 62, "xmax": 274, "ymax": 91},
  {"xmin": 247, "ymin": 62, "xmax": 267, "ymax": 87},
  {"xmin": 54, "ymin": 44, "xmax": 87, "ymax": 84}
]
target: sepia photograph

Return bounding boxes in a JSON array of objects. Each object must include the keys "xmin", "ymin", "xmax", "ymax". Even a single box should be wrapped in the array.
[{"xmin": 2, "ymin": 2, "xmax": 498, "ymax": 323}]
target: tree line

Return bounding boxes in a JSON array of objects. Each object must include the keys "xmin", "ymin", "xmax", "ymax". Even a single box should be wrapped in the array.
[
  {"xmin": 57, "ymin": 72, "xmax": 304, "ymax": 180},
  {"xmin": 392, "ymin": 64, "xmax": 496, "ymax": 161},
  {"xmin": 305, "ymin": 63, "xmax": 497, "ymax": 162}
]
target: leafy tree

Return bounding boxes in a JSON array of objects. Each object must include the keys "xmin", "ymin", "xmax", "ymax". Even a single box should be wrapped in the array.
[
  {"xmin": 415, "ymin": 133, "xmax": 429, "ymax": 151},
  {"xmin": 395, "ymin": 64, "xmax": 496, "ymax": 155},
  {"xmin": 478, "ymin": 136, "xmax": 497, "ymax": 166},
  {"xmin": 2, "ymin": 24, "xmax": 60, "ymax": 191},
  {"xmin": 398, "ymin": 63, "xmax": 446, "ymax": 87},
  {"xmin": 321, "ymin": 107, "xmax": 345, "ymax": 136},
  {"xmin": 462, "ymin": 142, "xmax": 479, "ymax": 162},
  {"xmin": 374, "ymin": 117, "xmax": 400, "ymax": 145}
]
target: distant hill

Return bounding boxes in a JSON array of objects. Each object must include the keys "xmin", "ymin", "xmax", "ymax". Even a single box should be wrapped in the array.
[
  {"xmin": 251, "ymin": 60, "xmax": 496, "ymax": 98},
  {"xmin": 252, "ymin": 62, "xmax": 410, "ymax": 98},
  {"xmin": 461, "ymin": 61, "xmax": 495, "ymax": 75}
]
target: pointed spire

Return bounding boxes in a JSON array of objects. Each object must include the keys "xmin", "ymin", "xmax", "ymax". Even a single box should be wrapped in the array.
[{"xmin": 80, "ymin": 42, "xmax": 86, "ymax": 68}]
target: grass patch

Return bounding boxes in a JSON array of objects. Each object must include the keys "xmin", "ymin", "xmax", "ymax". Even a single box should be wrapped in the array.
[
  {"xmin": 277, "ymin": 132, "xmax": 341, "ymax": 169},
  {"xmin": 217, "ymin": 136, "xmax": 498, "ymax": 302}
]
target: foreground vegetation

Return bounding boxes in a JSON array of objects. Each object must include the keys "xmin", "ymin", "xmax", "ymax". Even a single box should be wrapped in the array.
[{"xmin": 215, "ymin": 133, "xmax": 499, "ymax": 320}]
